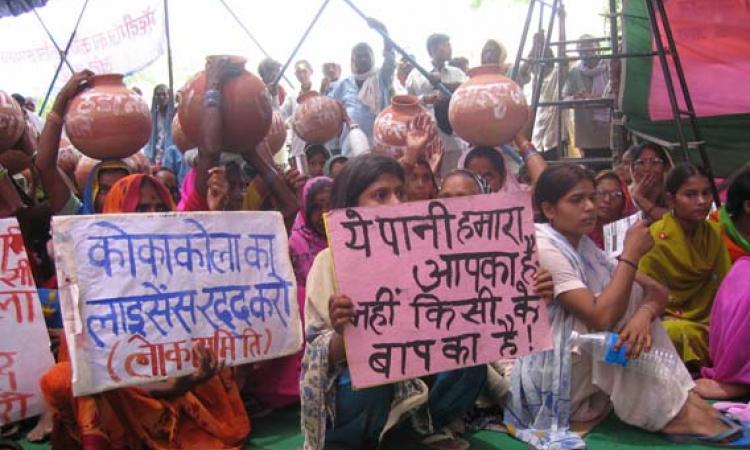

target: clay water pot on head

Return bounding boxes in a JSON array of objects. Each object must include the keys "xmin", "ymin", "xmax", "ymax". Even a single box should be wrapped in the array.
[
  {"xmin": 65, "ymin": 74, "xmax": 152, "ymax": 160},
  {"xmin": 74, "ymin": 155, "xmax": 99, "ymax": 193},
  {"xmin": 260, "ymin": 109, "xmax": 287, "ymax": 156},
  {"xmin": 0, "ymin": 90, "xmax": 26, "ymax": 153},
  {"xmin": 178, "ymin": 55, "xmax": 273, "ymax": 153},
  {"xmin": 0, "ymin": 149, "xmax": 33, "ymax": 175},
  {"xmin": 292, "ymin": 91, "xmax": 343, "ymax": 144},
  {"xmin": 448, "ymin": 65, "xmax": 528, "ymax": 146},
  {"xmin": 373, "ymin": 95, "xmax": 429, "ymax": 158},
  {"xmin": 171, "ymin": 114, "xmax": 194, "ymax": 153}
]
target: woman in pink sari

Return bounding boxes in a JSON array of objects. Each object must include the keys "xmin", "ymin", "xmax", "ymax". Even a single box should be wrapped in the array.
[
  {"xmin": 244, "ymin": 176, "xmax": 333, "ymax": 410},
  {"xmin": 695, "ymin": 256, "xmax": 750, "ymax": 399}
]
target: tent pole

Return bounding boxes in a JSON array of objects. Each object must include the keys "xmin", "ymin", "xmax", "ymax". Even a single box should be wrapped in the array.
[
  {"xmin": 218, "ymin": 0, "xmax": 294, "ymax": 89},
  {"xmin": 29, "ymin": 7, "xmax": 74, "ymax": 73},
  {"xmin": 272, "ymin": 0, "xmax": 330, "ymax": 90},
  {"xmin": 164, "ymin": 0, "xmax": 175, "ymax": 98},
  {"xmin": 39, "ymin": 0, "xmax": 90, "ymax": 114}
]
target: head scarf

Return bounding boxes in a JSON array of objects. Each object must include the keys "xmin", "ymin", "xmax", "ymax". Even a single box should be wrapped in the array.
[
  {"xmin": 80, "ymin": 160, "xmax": 132, "ymax": 214},
  {"xmin": 718, "ymin": 207, "xmax": 750, "ymax": 262},
  {"xmin": 102, "ymin": 173, "xmax": 175, "ymax": 214},
  {"xmin": 323, "ymin": 155, "xmax": 348, "ymax": 177},
  {"xmin": 288, "ymin": 176, "xmax": 333, "ymax": 289}
]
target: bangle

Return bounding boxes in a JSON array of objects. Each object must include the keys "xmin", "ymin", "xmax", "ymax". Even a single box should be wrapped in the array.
[
  {"xmin": 203, "ymin": 89, "xmax": 221, "ymax": 108},
  {"xmin": 522, "ymin": 148, "xmax": 540, "ymax": 163},
  {"xmin": 616, "ymin": 255, "xmax": 638, "ymax": 270},
  {"xmin": 639, "ymin": 304, "xmax": 658, "ymax": 321}
]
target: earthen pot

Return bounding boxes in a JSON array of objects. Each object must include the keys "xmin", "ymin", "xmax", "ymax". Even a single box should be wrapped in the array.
[
  {"xmin": 260, "ymin": 109, "xmax": 287, "ymax": 156},
  {"xmin": 373, "ymin": 95, "xmax": 429, "ymax": 158},
  {"xmin": 171, "ymin": 114, "xmax": 194, "ymax": 152},
  {"xmin": 178, "ymin": 55, "xmax": 273, "ymax": 153},
  {"xmin": 125, "ymin": 151, "xmax": 150, "ymax": 173},
  {"xmin": 292, "ymin": 91, "xmax": 343, "ymax": 144},
  {"xmin": 448, "ymin": 65, "xmax": 528, "ymax": 146},
  {"xmin": 0, "ymin": 149, "xmax": 33, "ymax": 175},
  {"xmin": 74, "ymin": 155, "xmax": 99, "ymax": 193},
  {"xmin": 0, "ymin": 90, "xmax": 26, "ymax": 153},
  {"xmin": 64, "ymin": 74, "xmax": 151, "ymax": 160}
]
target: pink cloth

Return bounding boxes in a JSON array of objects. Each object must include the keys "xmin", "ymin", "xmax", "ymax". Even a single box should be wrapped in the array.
[
  {"xmin": 245, "ymin": 176, "xmax": 332, "ymax": 409},
  {"xmin": 176, "ymin": 168, "xmax": 208, "ymax": 212},
  {"xmin": 700, "ymin": 256, "xmax": 750, "ymax": 385}
]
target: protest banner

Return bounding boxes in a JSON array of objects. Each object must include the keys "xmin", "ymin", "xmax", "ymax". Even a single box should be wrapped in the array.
[
  {"xmin": 52, "ymin": 211, "xmax": 301, "ymax": 396},
  {"xmin": 0, "ymin": 0, "xmax": 164, "ymax": 96},
  {"xmin": 0, "ymin": 218, "xmax": 55, "ymax": 425},
  {"xmin": 327, "ymin": 192, "xmax": 552, "ymax": 388}
]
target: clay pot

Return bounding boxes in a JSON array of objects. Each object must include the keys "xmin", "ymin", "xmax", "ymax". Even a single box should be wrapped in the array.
[
  {"xmin": 171, "ymin": 114, "xmax": 194, "ymax": 152},
  {"xmin": 448, "ymin": 65, "xmax": 528, "ymax": 146},
  {"xmin": 0, "ymin": 90, "xmax": 26, "ymax": 153},
  {"xmin": 0, "ymin": 149, "xmax": 33, "ymax": 175},
  {"xmin": 373, "ymin": 95, "xmax": 429, "ymax": 158},
  {"xmin": 292, "ymin": 91, "xmax": 343, "ymax": 144},
  {"xmin": 125, "ymin": 152, "xmax": 150, "ymax": 173},
  {"xmin": 65, "ymin": 74, "xmax": 152, "ymax": 160},
  {"xmin": 260, "ymin": 110, "xmax": 286, "ymax": 155},
  {"xmin": 57, "ymin": 145, "xmax": 81, "ymax": 178},
  {"xmin": 178, "ymin": 55, "xmax": 273, "ymax": 153},
  {"xmin": 74, "ymin": 155, "xmax": 99, "ymax": 193}
]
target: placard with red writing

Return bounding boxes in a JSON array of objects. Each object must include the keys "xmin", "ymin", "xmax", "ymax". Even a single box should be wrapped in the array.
[
  {"xmin": 0, "ymin": 218, "xmax": 55, "ymax": 425},
  {"xmin": 52, "ymin": 211, "xmax": 301, "ymax": 396},
  {"xmin": 327, "ymin": 192, "xmax": 553, "ymax": 388}
]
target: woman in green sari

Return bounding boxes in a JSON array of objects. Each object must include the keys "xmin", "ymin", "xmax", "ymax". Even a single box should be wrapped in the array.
[{"xmin": 638, "ymin": 163, "xmax": 731, "ymax": 370}]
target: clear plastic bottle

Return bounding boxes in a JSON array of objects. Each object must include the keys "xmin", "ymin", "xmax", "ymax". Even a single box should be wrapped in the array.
[{"xmin": 569, "ymin": 331, "xmax": 681, "ymax": 381}]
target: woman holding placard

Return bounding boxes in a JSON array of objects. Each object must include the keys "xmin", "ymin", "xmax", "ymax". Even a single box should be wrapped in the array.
[
  {"xmin": 301, "ymin": 154, "xmax": 486, "ymax": 450},
  {"xmin": 505, "ymin": 164, "xmax": 748, "ymax": 448}
]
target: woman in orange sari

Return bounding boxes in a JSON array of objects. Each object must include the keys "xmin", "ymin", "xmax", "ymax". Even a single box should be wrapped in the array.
[{"xmin": 40, "ymin": 174, "xmax": 251, "ymax": 450}]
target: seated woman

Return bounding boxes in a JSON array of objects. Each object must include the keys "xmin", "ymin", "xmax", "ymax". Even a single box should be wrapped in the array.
[
  {"xmin": 638, "ymin": 163, "xmax": 731, "ymax": 369},
  {"xmin": 628, "ymin": 142, "xmax": 672, "ymax": 222},
  {"xmin": 588, "ymin": 170, "xmax": 633, "ymax": 249},
  {"xmin": 245, "ymin": 176, "xmax": 333, "ymax": 410},
  {"xmin": 40, "ymin": 173, "xmax": 251, "ymax": 450},
  {"xmin": 695, "ymin": 256, "xmax": 750, "ymax": 399},
  {"xmin": 462, "ymin": 133, "xmax": 546, "ymax": 193},
  {"xmin": 301, "ymin": 154, "xmax": 486, "ymax": 450},
  {"xmin": 714, "ymin": 167, "xmax": 750, "ymax": 262},
  {"xmin": 505, "ymin": 164, "xmax": 746, "ymax": 449}
]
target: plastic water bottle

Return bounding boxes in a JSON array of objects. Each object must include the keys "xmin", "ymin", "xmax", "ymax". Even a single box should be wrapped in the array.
[{"xmin": 569, "ymin": 331, "xmax": 681, "ymax": 381}]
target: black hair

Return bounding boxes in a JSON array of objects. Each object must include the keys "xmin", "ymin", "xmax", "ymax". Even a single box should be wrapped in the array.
[
  {"xmin": 442, "ymin": 169, "xmax": 490, "ymax": 194},
  {"xmin": 331, "ymin": 154, "xmax": 405, "ymax": 208},
  {"xmin": 629, "ymin": 142, "xmax": 672, "ymax": 168},
  {"xmin": 352, "ymin": 42, "xmax": 373, "ymax": 55},
  {"xmin": 534, "ymin": 164, "xmax": 595, "ymax": 223},
  {"xmin": 305, "ymin": 144, "xmax": 330, "ymax": 161},
  {"xmin": 433, "ymin": 96, "xmax": 453, "ymax": 135},
  {"xmin": 258, "ymin": 57, "xmax": 281, "ymax": 80},
  {"xmin": 11, "ymin": 93, "xmax": 25, "ymax": 106},
  {"xmin": 411, "ymin": 158, "xmax": 439, "ymax": 192},
  {"xmin": 595, "ymin": 170, "xmax": 623, "ymax": 187},
  {"xmin": 725, "ymin": 166, "xmax": 750, "ymax": 218},
  {"xmin": 463, "ymin": 146, "xmax": 505, "ymax": 177},
  {"xmin": 427, "ymin": 33, "xmax": 450, "ymax": 57},
  {"xmin": 665, "ymin": 163, "xmax": 710, "ymax": 196}
]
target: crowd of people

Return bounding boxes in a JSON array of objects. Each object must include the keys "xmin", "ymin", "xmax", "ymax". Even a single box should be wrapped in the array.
[{"xmin": 2, "ymin": 22, "xmax": 750, "ymax": 450}]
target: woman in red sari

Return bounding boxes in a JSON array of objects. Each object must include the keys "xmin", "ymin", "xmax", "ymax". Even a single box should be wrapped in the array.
[{"xmin": 40, "ymin": 174, "xmax": 251, "ymax": 450}]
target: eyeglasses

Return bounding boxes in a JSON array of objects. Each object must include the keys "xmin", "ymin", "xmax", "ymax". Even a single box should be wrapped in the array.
[
  {"xmin": 594, "ymin": 190, "xmax": 624, "ymax": 201},
  {"xmin": 633, "ymin": 158, "xmax": 665, "ymax": 168}
]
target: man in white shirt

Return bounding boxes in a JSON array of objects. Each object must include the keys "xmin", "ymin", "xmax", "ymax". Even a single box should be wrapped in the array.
[{"xmin": 406, "ymin": 33, "xmax": 467, "ymax": 106}]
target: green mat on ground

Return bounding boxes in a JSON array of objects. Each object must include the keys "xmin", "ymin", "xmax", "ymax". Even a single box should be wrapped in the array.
[{"xmin": 13, "ymin": 407, "xmax": 730, "ymax": 449}]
